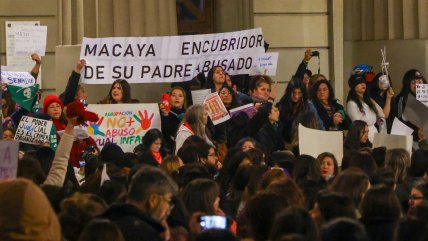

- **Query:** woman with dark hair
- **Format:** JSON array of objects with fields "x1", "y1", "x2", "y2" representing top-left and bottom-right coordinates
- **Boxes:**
[
  {"x1": 277, "y1": 77, "x2": 323, "y2": 142},
  {"x1": 408, "y1": 181, "x2": 428, "y2": 216},
  {"x1": 2, "y1": 127, "x2": 15, "y2": 141},
  {"x1": 218, "y1": 85, "x2": 241, "y2": 110},
  {"x1": 321, "y1": 218, "x2": 369, "y2": 241},
  {"x1": 347, "y1": 74, "x2": 385, "y2": 143},
  {"x1": 330, "y1": 167, "x2": 370, "y2": 208},
  {"x1": 270, "y1": 207, "x2": 319, "y2": 241},
  {"x1": 160, "y1": 86, "x2": 187, "y2": 153},
  {"x1": 311, "y1": 79, "x2": 351, "y2": 130},
  {"x1": 316, "y1": 152, "x2": 339, "y2": 182},
  {"x1": 206, "y1": 66, "x2": 226, "y2": 92},
  {"x1": 134, "y1": 128, "x2": 166, "y2": 166},
  {"x1": 359, "y1": 185, "x2": 402, "y2": 241},
  {"x1": 255, "y1": 105, "x2": 285, "y2": 154},
  {"x1": 312, "y1": 191, "x2": 357, "y2": 226},
  {"x1": 98, "y1": 79, "x2": 139, "y2": 104},
  {"x1": 1, "y1": 91, "x2": 16, "y2": 118},
  {"x1": 287, "y1": 111, "x2": 320, "y2": 156},
  {"x1": 368, "y1": 73, "x2": 395, "y2": 131},
  {"x1": 396, "y1": 69, "x2": 426, "y2": 142},
  {"x1": 385, "y1": 148, "x2": 410, "y2": 185},
  {"x1": 182, "y1": 178, "x2": 222, "y2": 216},
  {"x1": 344, "y1": 120, "x2": 372, "y2": 152}
]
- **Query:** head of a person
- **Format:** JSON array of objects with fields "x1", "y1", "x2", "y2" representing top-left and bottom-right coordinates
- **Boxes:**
[
  {"x1": 360, "y1": 185, "x2": 401, "y2": 222},
  {"x1": 266, "y1": 178, "x2": 306, "y2": 208},
  {"x1": 177, "y1": 135, "x2": 211, "y2": 164},
  {"x1": 329, "y1": 167, "x2": 370, "y2": 207},
  {"x1": 77, "y1": 219, "x2": 125, "y2": 241},
  {"x1": 303, "y1": 69, "x2": 312, "y2": 87},
  {"x1": 345, "y1": 120, "x2": 369, "y2": 150},
  {"x1": 236, "y1": 137, "x2": 259, "y2": 152},
  {"x1": 2, "y1": 127, "x2": 15, "y2": 141},
  {"x1": 170, "y1": 86, "x2": 187, "y2": 109},
  {"x1": 207, "y1": 146, "x2": 219, "y2": 169},
  {"x1": 313, "y1": 190, "x2": 357, "y2": 224},
  {"x1": 181, "y1": 178, "x2": 220, "y2": 215},
  {"x1": 309, "y1": 73, "x2": 327, "y2": 90},
  {"x1": 127, "y1": 165, "x2": 178, "y2": 222},
  {"x1": 408, "y1": 149, "x2": 428, "y2": 178},
  {"x1": 259, "y1": 168, "x2": 288, "y2": 191},
  {"x1": 160, "y1": 155, "x2": 184, "y2": 176},
  {"x1": 142, "y1": 128, "x2": 163, "y2": 153},
  {"x1": 182, "y1": 104, "x2": 208, "y2": 136},
  {"x1": 218, "y1": 85, "x2": 240, "y2": 108},
  {"x1": 17, "y1": 155, "x2": 46, "y2": 185},
  {"x1": 348, "y1": 152, "x2": 377, "y2": 179},
  {"x1": 249, "y1": 75, "x2": 272, "y2": 101},
  {"x1": 270, "y1": 207, "x2": 318, "y2": 241},
  {"x1": 244, "y1": 191, "x2": 289, "y2": 241},
  {"x1": 293, "y1": 154, "x2": 322, "y2": 184},
  {"x1": 0, "y1": 178, "x2": 61, "y2": 241},
  {"x1": 108, "y1": 79, "x2": 131, "y2": 103},
  {"x1": 59, "y1": 193, "x2": 108, "y2": 241},
  {"x1": 1, "y1": 91, "x2": 15, "y2": 116},
  {"x1": 43, "y1": 94, "x2": 64, "y2": 120},
  {"x1": 385, "y1": 148, "x2": 410, "y2": 184},
  {"x1": 321, "y1": 218, "x2": 369, "y2": 241},
  {"x1": 317, "y1": 152, "x2": 339, "y2": 180},
  {"x1": 284, "y1": 77, "x2": 307, "y2": 104},
  {"x1": 207, "y1": 66, "x2": 226, "y2": 90},
  {"x1": 348, "y1": 74, "x2": 367, "y2": 97},
  {"x1": 268, "y1": 106, "x2": 280, "y2": 124},
  {"x1": 401, "y1": 69, "x2": 425, "y2": 96},
  {"x1": 409, "y1": 181, "x2": 428, "y2": 214},
  {"x1": 290, "y1": 111, "x2": 319, "y2": 146},
  {"x1": 312, "y1": 79, "x2": 335, "y2": 105},
  {"x1": 369, "y1": 73, "x2": 392, "y2": 95}
]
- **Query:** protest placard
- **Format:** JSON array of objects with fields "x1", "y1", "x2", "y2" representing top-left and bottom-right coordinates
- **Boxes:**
[
  {"x1": 0, "y1": 141, "x2": 19, "y2": 180},
  {"x1": 250, "y1": 52, "x2": 279, "y2": 76},
  {"x1": 80, "y1": 28, "x2": 265, "y2": 84},
  {"x1": 13, "y1": 25, "x2": 47, "y2": 56},
  {"x1": 204, "y1": 93, "x2": 230, "y2": 125},
  {"x1": 14, "y1": 116, "x2": 53, "y2": 145},
  {"x1": 299, "y1": 124, "x2": 344, "y2": 166},
  {"x1": 416, "y1": 84, "x2": 428, "y2": 102},
  {"x1": 191, "y1": 89, "x2": 211, "y2": 105},
  {"x1": 373, "y1": 133, "x2": 412, "y2": 156},
  {"x1": 85, "y1": 104, "x2": 161, "y2": 152},
  {"x1": 229, "y1": 103, "x2": 256, "y2": 119},
  {"x1": 1, "y1": 71, "x2": 36, "y2": 87}
]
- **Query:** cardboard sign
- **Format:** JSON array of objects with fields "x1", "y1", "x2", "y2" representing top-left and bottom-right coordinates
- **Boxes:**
[
  {"x1": 250, "y1": 52, "x2": 279, "y2": 76},
  {"x1": 14, "y1": 116, "x2": 53, "y2": 145},
  {"x1": 204, "y1": 93, "x2": 230, "y2": 125},
  {"x1": 416, "y1": 84, "x2": 428, "y2": 102},
  {"x1": 0, "y1": 141, "x2": 19, "y2": 180},
  {"x1": 85, "y1": 104, "x2": 161, "y2": 152},
  {"x1": 373, "y1": 133, "x2": 412, "y2": 156},
  {"x1": 80, "y1": 28, "x2": 265, "y2": 84},
  {"x1": 13, "y1": 25, "x2": 47, "y2": 56},
  {"x1": 1, "y1": 71, "x2": 36, "y2": 87}
]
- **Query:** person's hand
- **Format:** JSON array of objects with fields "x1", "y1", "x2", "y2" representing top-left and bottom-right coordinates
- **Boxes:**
[
  {"x1": 418, "y1": 128, "x2": 425, "y2": 142},
  {"x1": 160, "y1": 220, "x2": 170, "y2": 241},
  {"x1": 386, "y1": 87, "x2": 395, "y2": 99},
  {"x1": 333, "y1": 112, "x2": 343, "y2": 125},
  {"x1": 75, "y1": 59, "x2": 87, "y2": 73},
  {"x1": 304, "y1": 48, "x2": 312, "y2": 62},
  {"x1": 31, "y1": 53, "x2": 41, "y2": 64},
  {"x1": 269, "y1": 79, "x2": 278, "y2": 100},
  {"x1": 188, "y1": 212, "x2": 204, "y2": 237},
  {"x1": 159, "y1": 103, "x2": 169, "y2": 116}
]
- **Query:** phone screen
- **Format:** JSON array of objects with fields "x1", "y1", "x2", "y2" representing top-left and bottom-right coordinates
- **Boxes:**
[{"x1": 199, "y1": 215, "x2": 227, "y2": 230}]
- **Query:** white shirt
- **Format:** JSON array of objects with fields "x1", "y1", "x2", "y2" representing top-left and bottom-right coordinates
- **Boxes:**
[{"x1": 347, "y1": 100, "x2": 385, "y2": 142}]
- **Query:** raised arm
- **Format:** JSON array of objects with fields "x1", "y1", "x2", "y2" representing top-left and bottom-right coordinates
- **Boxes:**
[{"x1": 59, "y1": 59, "x2": 86, "y2": 105}]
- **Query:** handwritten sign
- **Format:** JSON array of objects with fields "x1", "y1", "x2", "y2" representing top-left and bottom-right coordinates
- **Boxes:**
[
  {"x1": 416, "y1": 84, "x2": 428, "y2": 102},
  {"x1": 13, "y1": 25, "x2": 47, "y2": 56},
  {"x1": 0, "y1": 141, "x2": 19, "y2": 180},
  {"x1": 250, "y1": 52, "x2": 279, "y2": 76},
  {"x1": 14, "y1": 116, "x2": 53, "y2": 145},
  {"x1": 1, "y1": 71, "x2": 36, "y2": 87},
  {"x1": 85, "y1": 104, "x2": 161, "y2": 152},
  {"x1": 204, "y1": 93, "x2": 230, "y2": 125},
  {"x1": 191, "y1": 89, "x2": 211, "y2": 105}
]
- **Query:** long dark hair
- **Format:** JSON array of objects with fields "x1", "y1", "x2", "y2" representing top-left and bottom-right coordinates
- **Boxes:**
[
  {"x1": 218, "y1": 85, "x2": 241, "y2": 109},
  {"x1": 100, "y1": 79, "x2": 132, "y2": 104},
  {"x1": 344, "y1": 120, "x2": 371, "y2": 151},
  {"x1": 278, "y1": 77, "x2": 309, "y2": 118},
  {"x1": 311, "y1": 79, "x2": 337, "y2": 106},
  {"x1": 206, "y1": 66, "x2": 225, "y2": 91},
  {"x1": 398, "y1": 69, "x2": 421, "y2": 98},
  {"x1": 346, "y1": 76, "x2": 378, "y2": 115}
]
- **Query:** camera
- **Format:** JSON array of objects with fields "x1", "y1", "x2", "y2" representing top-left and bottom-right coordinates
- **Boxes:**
[
  {"x1": 198, "y1": 215, "x2": 227, "y2": 230},
  {"x1": 311, "y1": 51, "x2": 320, "y2": 57}
]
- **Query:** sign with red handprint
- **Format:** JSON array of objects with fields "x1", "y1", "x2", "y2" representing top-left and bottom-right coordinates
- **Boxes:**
[{"x1": 85, "y1": 103, "x2": 161, "y2": 152}]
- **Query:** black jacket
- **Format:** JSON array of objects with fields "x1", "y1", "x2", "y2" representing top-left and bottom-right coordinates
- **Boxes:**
[
  {"x1": 161, "y1": 107, "x2": 185, "y2": 153},
  {"x1": 101, "y1": 203, "x2": 164, "y2": 241},
  {"x1": 313, "y1": 100, "x2": 351, "y2": 131},
  {"x1": 256, "y1": 122, "x2": 285, "y2": 154},
  {"x1": 59, "y1": 71, "x2": 81, "y2": 106}
]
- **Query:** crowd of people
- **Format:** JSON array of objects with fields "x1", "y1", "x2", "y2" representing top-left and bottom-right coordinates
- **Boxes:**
[{"x1": 2, "y1": 48, "x2": 428, "y2": 241}]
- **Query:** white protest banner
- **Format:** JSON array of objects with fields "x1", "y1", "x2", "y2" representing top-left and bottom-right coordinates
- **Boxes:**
[
  {"x1": 0, "y1": 141, "x2": 19, "y2": 180},
  {"x1": 13, "y1": 25, "x2": 47, "y2": 56},
  {"x1": 14, "y1": 116, "x2": 53, "y2": 145},
  {"x1": 1, "y1": 71, "x2": 36, "y2": 87},
  {"x1": 85, "y1": 104, "x2": 161, "y2": 152},
  {"x1": 191, "y1": 89, "x2": 211, "y2": 105},
  {"x1": 80, "y1": 28, "x2": 265, "y2": 84},
  {"x1": 416, "y1": 84, "x2": 428, "y2": 102},
  {"x1": 6, "y1": 21, "x2": 43, "y2": 88},
  {"x1": 204, "y1": 93, "x2": 230, "y2": 125},
  {"x1": 299, "y1": 124, "x2": 344, "y2": 166},
  {"x1": 250, "y1": 52, "x2": 279, "y2": 76},
  {"x1": 373, "y1": 133, "x2": 412, "y2": 156}
]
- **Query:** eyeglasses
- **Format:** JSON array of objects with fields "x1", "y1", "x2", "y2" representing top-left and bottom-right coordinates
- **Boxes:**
[
  {"x1": 157, "y1": 194, "x2": 175, "y2": 210},
  {"x1": 409, "y1": 195, "x2": 424, "y2": 200}
]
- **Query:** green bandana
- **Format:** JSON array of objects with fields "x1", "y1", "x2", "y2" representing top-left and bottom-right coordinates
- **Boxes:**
[{"x1": 7, "y1": 84, "x2": 39, "y2": 111}]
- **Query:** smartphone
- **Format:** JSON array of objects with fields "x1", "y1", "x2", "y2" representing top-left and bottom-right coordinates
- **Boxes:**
[
  {"x1": 161, "y1": 93, "x2": 171, "y2": 111},
  {"x1": 198, "y1": 215, "x2": 227, "y2": 230}
]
